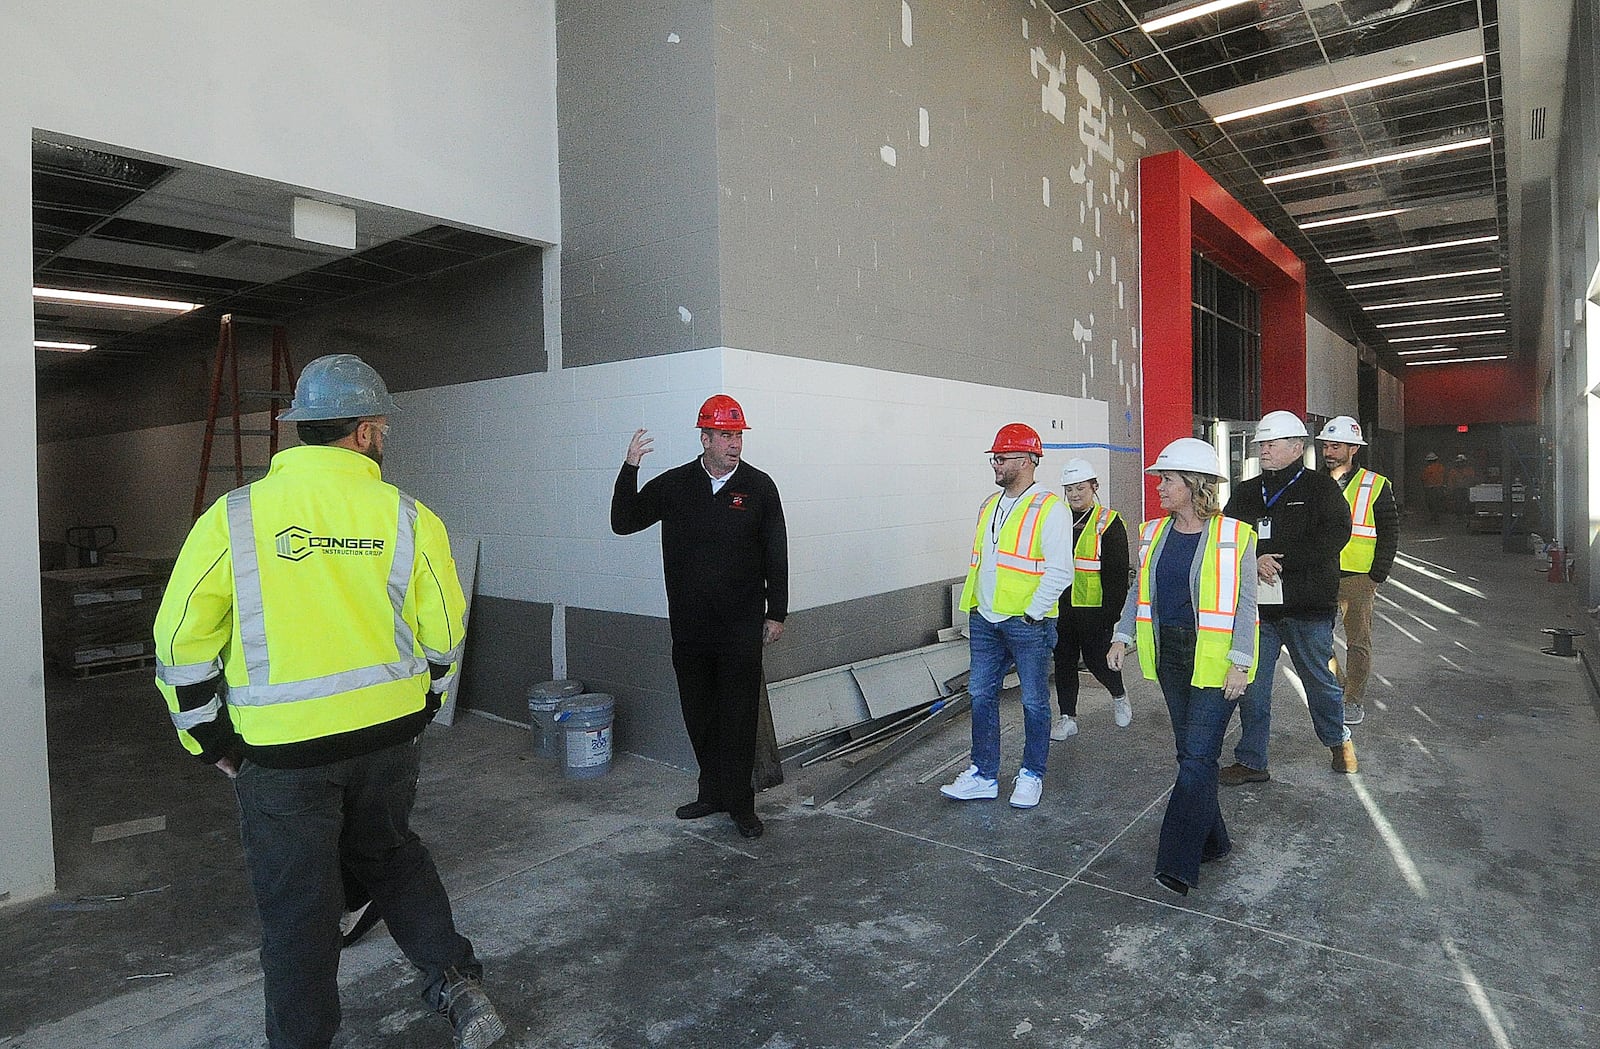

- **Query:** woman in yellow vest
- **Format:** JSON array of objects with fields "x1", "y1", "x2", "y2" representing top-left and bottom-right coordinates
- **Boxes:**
[
  {"x1": 1050, "y1": 458, "x2": 1131, "y2": 740},
  {"x1": 1108, "y1": 438, "x2": 1258, "y2": 897}
]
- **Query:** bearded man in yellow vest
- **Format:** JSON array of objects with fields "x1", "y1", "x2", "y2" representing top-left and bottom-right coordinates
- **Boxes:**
[
  {"x1": 941, "y1": 423, "x2": 1072, "y2": 810},
  {"x1": 153, "y1": 354, "x2": 504, "y2": 1049},
  {"x1": 1317, "y1": 416, "x2": 1398, "y2": 727}
]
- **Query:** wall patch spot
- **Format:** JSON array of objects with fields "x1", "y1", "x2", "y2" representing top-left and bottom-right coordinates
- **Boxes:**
[
  {"x1": 667, "y1": 32, "x2": 680, "y2": 43},
  {"x1": 902, "y1": 1, "x2": 913, "y2": 46},
  {"x1": 1042, "y1": 177, "x2": 1051, "y2": 206},
  {"x1": 678, "y1": 307, "x2": 692, "y2": 325},
  {"x1": 919, "y1": 108, "x2": 930, "y2": 147},
  {"x1": 881, "y1": 144, "x2": 898, "y2": 167}
]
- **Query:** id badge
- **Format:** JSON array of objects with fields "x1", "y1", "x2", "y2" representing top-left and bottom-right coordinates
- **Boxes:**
[{"x1": 1257, "y1": 518, "x2": 1272, "y2": 540}]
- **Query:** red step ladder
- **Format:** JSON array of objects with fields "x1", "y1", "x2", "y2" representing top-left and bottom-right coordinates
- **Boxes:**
[{"x1": 192, "y1": 314, "x2": 297, "y2": 519}]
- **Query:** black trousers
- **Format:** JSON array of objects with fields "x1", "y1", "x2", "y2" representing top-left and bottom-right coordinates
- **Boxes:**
[
  {"x1": 670, "y1": 639, "x2": 764, "y2": 818},
  {"x1": 1052, "y1": 607, "x2": 1124, "y2": 716},
  {"x1": 234, "y1": 738, "x2": 477, "y2": 1049}
]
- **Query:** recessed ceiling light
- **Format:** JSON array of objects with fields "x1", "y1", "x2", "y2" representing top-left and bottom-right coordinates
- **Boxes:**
[
  {"x1": 1389, "y1": 329, "x2": 1507, "y2": 343},
  {"x1": 34, "y1": 340, "x2": 96, "y2": 352},
  {"x1": 1263, "y1": 137, "x2": 1493, "y2": 186},
  {"x1": 1214, "y1": 56, "x2": 1485, "y2": 124},
  {"x1": 1326, "y1": 235, "x2": 1499, "y2": 265},
  {"x1": 1347, "y1": 267, "x2": 1501, "y2": 291},
  {"x1": 1363, "y1": 293, "x2": 1503, "y2": 311},
  {"x1": 1375, "y1": 313, "x2": 1506, "y2": 329},
  {"x1": 1406, "y1": 354, "x2": 1509, "y2": 366},
  {"x1": 1140, "y1": 0, "x2": 1255, "y2": 34},
  {"x1": 1395, "y1": 347, "x2": 1458, "y2": 356},
  {"x1": 33, "y1": 287, "x2": 201, "y2": 312},
  {"x1": 1298, "y1": 208, "x2": 1411, "y2": 231}
]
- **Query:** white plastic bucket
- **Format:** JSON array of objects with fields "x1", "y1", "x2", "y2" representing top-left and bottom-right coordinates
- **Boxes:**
[
  {"x1": 526, "y1": 679, "x2": 583, "y2": 759},
  {"x1": 555, "y1": 693, "x2": 614, "y2": 779}
]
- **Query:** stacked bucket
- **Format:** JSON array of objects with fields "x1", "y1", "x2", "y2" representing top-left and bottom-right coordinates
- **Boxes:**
[{"x1": 526, "y1": 679, "x2": 615, "y2": 779}]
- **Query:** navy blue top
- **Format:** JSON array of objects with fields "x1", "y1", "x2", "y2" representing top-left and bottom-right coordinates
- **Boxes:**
[{"x1": 1153, "y1": 525, "x2": 1203, "y2": 629}]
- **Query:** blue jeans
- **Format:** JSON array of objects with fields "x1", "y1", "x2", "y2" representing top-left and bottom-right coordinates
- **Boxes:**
[
  {"x1": 1154, "y1": 625, "x2": 1232, "y2": 888},
  {"x1": 235, "y1": 738, "x2": 477, "y2": 1049},
  {"x1": 968, "y1": 613, "x2": 1058, "y2": 778},
  {"x1": 1233, "y1": 614, "x2": 1350, "y2": 770}
]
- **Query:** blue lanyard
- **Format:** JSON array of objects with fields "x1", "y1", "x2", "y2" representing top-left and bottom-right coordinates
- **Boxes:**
[{"x1": 1262, "y1": 469, "x2": 1303, "y2": 511}]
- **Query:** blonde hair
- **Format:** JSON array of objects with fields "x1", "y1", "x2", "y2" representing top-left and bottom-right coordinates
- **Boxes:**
[{"x1": 1175, "y1": 471, "x2": 1222, "y2": 519}]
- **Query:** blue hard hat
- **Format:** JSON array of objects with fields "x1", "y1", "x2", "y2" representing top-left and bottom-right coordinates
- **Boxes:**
[{"x1": 278, "y1": 354, "x2": 400, "y2": 421}]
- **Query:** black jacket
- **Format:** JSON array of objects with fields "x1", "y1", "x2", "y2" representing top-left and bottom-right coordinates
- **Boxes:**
[
  {"x1": 1332, "y1": 468, "x2": 1400, "y2": 585},
  {"x1": 611, "y1": 459, "x2": 788, "y2": 645},
  {"x1": 1223, "y1": 464, "x2": 1350, "y2": 619}
]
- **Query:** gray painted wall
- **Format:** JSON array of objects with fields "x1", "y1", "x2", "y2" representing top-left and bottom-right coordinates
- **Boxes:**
[
  {"x1": 555, "y1": 0, "x2": 723, "y2": 367},
  {"x1": 566, "y1": 607, "x2": 690, "y2": 770},
  {"x1": 456, "y1": 596, "x2": 554, "y2": 723}
]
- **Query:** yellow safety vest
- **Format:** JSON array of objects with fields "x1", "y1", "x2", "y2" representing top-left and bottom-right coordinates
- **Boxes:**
[
  {"x1": 1338, "y1": 468, "x2": 1388, "y2": 573},
  {"x1": 154, "y1": 445, "x2": 467, "y2": 753},
  {"x1": 1133, "y1": 516, "x2": 1257, "y2": 688},
  {"x1": 1070, "y1": 504, "x2": 1119, "y2": 608},
  {"x1": 959, "y1": 489, "x2": 1063, "y2": 618}
]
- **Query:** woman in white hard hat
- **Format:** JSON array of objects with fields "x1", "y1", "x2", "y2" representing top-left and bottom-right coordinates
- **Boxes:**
[
  {"x1": 1108, "y1": 438, "x2": 1258, "y2": 897},
  {"x1": 1050, "y1": 458, "x2": 1132, "y2": 741}
]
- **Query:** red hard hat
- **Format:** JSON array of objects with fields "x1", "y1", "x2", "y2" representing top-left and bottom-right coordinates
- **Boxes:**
[
  {"x1": 696, "y1": 394, "x2": 749, "y2": 431},
  {"x1": 988, "y1": 423, "x2": 1042, "y2": 456}
]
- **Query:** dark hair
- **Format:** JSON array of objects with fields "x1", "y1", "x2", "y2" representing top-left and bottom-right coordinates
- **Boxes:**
[{"x1": 296, "y1": 419, "x2": 360, "y2": 446}]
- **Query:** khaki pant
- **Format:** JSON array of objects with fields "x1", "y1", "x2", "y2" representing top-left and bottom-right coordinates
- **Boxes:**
[{"x1": 1334, "y1": 574, "x2": 1378, "y2": 705}]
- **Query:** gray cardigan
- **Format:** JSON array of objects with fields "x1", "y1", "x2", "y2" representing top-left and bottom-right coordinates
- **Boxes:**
[{"x1": 1112, "y1": 515, "x2": 1259, "y2": 671}]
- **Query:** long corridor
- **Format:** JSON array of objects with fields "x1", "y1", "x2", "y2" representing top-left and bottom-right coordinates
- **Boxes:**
[{"x1": 2, "y1": 524, "x2": 1595, "y2": 1048}]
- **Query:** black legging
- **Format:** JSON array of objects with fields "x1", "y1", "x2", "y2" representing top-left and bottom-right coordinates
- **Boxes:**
[{"x1": 1053, "y1": 607, "x2": 1124, "y2": 716}]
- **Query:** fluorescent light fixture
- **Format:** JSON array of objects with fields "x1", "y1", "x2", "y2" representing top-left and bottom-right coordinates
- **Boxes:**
[
  {"x1": 1215, "y1": 56, "x2": 1485, "y2": 124},
  {"x1": 34, "y1": 339, "x2": 95, "y2": 352},
  {"x1": 1375, "y1": 313, "x2": 1505, "y2": 329},
  {"x1": 1396, "y1": 347, "x2": 1458, "y2": 356},
  {"x1": 33, "y1": 286, "x2": 201, "y2": 312},
  {"x1": 1389, "y1": 329, "x2": 1506, "y2": 343},
  {"x1": 1263, "y1": 137, "x2": 1493, "y2": 186},
  {"x1": 1406, "y1": 354, "x2": 1509, "y2": 366},
  {"x1": 1326, "y1": 235, "x2": 1499, "y2": 265},
  {"x1": 1299, "y1": 208, "x2": 1410, "y2": 231},
  {"x1": 1141, "y1": 0, "x2": 1255, "y2": 34},
  {"x1": 1347, "y1": 267, "x2": 1500, "y2": 291},
  {"x1": 1363, "y1": 293, "x2": 1503, "y2": 311}
]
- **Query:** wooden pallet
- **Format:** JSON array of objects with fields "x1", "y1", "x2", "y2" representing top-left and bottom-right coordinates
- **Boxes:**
[{"x1": 68, "y1": 653, "x2": 157, "y2": 679}]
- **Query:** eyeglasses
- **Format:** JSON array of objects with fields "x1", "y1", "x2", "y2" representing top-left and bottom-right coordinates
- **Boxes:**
[
  {"x1": 990, "y1": 454, "x2": 1028, "y2": 465},
  {"x1": 366, "y1": 420, "x2": 389, "y2": 438}
]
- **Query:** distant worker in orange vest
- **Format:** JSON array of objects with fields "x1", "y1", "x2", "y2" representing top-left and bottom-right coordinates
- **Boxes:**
[{"x1": 1421, "y1": 452, "x2": 1446, "y2": 524}]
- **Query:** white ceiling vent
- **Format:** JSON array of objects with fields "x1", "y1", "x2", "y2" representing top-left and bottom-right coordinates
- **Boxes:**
[{"x1": 1530, "y1": 107, "x2": 1547, "y2": 142}]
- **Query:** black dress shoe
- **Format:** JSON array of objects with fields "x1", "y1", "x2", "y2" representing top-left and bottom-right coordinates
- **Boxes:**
[
  {"x1": 731, "y1": 812, "x2": 764, "y2": 838},
  {"x1": 1154, "y1": 873, "x2": 1189, "y2": 897},
  {"x1": 675, "y1": 800, "x2": 722, "y2": 820}
]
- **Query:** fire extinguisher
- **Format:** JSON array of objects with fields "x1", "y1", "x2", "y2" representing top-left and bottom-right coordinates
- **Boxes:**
[{"x1": 1547, "y1": 544, "x2": 1565, "y2": 583}]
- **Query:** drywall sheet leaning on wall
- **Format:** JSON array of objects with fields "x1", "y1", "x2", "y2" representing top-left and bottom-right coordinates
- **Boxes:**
[
  {"x1": 1306, "y1": 314, "x2": 1359, "y2": 419},
  {"x1": 433, "y1": 537, "x2": 480, "y2": 726}
]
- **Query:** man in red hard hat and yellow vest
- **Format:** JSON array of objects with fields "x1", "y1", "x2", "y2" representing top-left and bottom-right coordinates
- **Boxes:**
[
  {"x1": 612, "y1": 394, "x2": 788, "y2": 839},
  {"x1": 941, "y1": 423, "x2": 1072, "y2": 810}
]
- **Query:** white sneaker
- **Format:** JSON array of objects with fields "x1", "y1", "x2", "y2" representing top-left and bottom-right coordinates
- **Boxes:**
[
  {"x1": 1112, "y1": 695, "x2": 1132, "y2": 728},
  {"x1": 1009, "y1": 769, "x2": 1043, "y2": 809},
  {"x1": 1050, "y1": 715, "x2": 1079, "y2": 741},
  {"x1": 940, "y1": 765, "x2": 999, "y2": 800}
]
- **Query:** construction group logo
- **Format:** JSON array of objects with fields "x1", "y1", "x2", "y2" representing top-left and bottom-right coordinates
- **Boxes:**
[{"x1": 274, "y1": 526, "x2": 386, "y2": 562}]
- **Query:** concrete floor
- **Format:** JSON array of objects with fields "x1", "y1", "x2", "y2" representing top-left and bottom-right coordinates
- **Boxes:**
[{"x1": 2, "y1": 524, "x2": 1597, "y2": 1048}]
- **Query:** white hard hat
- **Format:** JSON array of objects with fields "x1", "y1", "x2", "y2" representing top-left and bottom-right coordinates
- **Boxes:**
[
  {"x1": 1060, "y1": 458, "x2": 1097, "y2": 485},
  {"x1": 1317, "y1": 416, "x2": 1366, "y2": 446},
  {"x1": 1145, "y1": 438, "x2": 1226, "y2": 479},
  {"x1": 1254, "y1": 410, "x2": 1309, "y2": 443}
]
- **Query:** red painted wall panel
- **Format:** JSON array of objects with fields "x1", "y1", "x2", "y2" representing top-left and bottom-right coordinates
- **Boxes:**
[{"x1": 1403, "y1": 360, "x2": 1537, "y2": 426}]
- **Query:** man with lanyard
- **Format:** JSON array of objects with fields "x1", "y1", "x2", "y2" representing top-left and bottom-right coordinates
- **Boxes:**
[
  {"x1": 1219, "y1": 411, "x2": 1358, "y2": 785},
  {"x1": 153, "y1": 354, "x2": 504, "y2": 1049},
  {"x1": 942, "y1": 423, "x2": 1072, "y2": 809},
  {"x1": 1317, "y1": 416, "x2": 1398, "y2": 727},
  {"x1": 1050, "y1": 458, "x2": 1132, "y2": 740}
]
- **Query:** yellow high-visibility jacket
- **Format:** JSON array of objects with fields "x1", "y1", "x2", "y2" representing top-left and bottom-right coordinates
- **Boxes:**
[{"x1": 154, "y1": 445, "x2": 466, "y2": 766}]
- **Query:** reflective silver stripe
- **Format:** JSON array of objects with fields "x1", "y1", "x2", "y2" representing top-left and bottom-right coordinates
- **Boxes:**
[
  {"x1": 390, "y1": 495, "x2": 419, "y2": 663},
  {"x1": 171, "y1": 696, "x2": 222, "y2": 731},
  {"x1": 422, "y1": 641, "x2": 465, "y2": 665},
  {"x1": 227, "y1": 488, "x2": 271, "y2": 683},
  {"x1": 155, "y1": 657, "x2": 222, "y2": 687},
  {"x1": 226, "y1": 656, "x2": 429, "y2": 707}
]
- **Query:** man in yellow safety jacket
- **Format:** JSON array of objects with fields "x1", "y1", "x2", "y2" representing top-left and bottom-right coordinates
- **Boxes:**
[
  {"x1": 941, "y1": 423, "x2": 1072, "y2": 810},
  {"x1": 1317, "y1": 416, "x2": 1398, "y2": 727},
  {"x1": 153, "y1": 354, "x2": 504, "y2": 1049}
]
